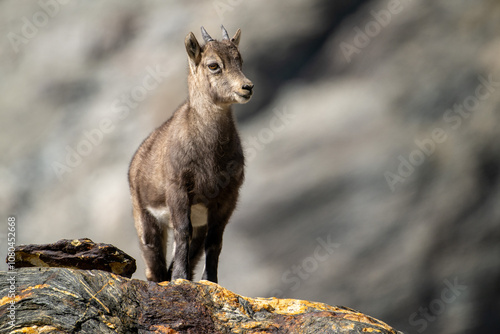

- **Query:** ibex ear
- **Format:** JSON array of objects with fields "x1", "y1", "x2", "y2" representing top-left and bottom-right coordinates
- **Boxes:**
[
  {"x1": 231, "y1": 29, "x2": 241, "y2": 47},
  {"x1": 185, "y1": 32, "x2": 201, "y2": 69}
]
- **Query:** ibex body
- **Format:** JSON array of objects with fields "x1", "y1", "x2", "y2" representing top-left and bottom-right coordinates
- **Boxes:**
[{"x1": 128, "y1": 26, "x2": 253, "y2": 283}]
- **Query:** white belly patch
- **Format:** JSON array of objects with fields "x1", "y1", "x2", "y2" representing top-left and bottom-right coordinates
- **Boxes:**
[{"x1": 147, "y1": 204, "x2": 208, "y2": 228}]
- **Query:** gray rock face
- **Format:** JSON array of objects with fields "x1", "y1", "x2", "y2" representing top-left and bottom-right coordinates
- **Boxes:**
[{"x1": 1, "y1": 1, "x2": 499, "y2": 333}]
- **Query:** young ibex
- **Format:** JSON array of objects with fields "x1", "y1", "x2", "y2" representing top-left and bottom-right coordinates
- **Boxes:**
[{"x1": 128, "y1": 26, "x2": 253, "y2": 283}]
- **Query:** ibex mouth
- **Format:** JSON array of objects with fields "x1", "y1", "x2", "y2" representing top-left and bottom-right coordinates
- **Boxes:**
[
  {"x1": 234, "y1": 92, "x2": 252, "y2": 103},
  {"x1": 237, "y1": 92, "x2": 252, "y2": 99}
]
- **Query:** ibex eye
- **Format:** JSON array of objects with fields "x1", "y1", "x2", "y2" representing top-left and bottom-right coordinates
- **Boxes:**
[{"x1": 208, "y1": 63, "x2": 219, "y2": 71}]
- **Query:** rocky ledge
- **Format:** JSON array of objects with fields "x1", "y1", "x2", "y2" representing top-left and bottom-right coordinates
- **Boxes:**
[{"x1": 1, "y1": 240, "x2": 402, "y2": 333}]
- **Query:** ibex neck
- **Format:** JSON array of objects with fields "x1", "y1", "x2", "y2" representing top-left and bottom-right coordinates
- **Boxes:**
[
  {"x1": 186, "y1": 98, "x2": 237, "y2": 151},
  {"x1": 188, "y1": 91, "x2": 233, "y2": 123}
]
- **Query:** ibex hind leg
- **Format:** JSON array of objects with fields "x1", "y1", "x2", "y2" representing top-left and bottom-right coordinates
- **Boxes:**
[{"x1": 135, "y1": 207, "x2": 169, "y2": 282}]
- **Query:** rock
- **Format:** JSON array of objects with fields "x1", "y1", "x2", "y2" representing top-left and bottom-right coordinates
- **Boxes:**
[
  {"x1": 11, "y1": 239, "x2": 136, "y2": 278},
  {"x1": 0, "y1": 268, "x2": 402, "y2": 334}
]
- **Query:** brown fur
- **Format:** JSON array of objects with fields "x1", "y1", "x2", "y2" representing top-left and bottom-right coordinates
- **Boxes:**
[{"x1": 128, "y1": 26, "x2": 253, "y2": 283}]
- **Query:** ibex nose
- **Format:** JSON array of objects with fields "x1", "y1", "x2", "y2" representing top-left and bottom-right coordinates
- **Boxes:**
[{"x1": 242, "y1": 83, "x2": 254, "y2": 92}]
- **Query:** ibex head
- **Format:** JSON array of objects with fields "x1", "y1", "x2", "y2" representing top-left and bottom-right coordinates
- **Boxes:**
[{"x1": 184, "y1": 25, "x2": 254, "y2": 105}]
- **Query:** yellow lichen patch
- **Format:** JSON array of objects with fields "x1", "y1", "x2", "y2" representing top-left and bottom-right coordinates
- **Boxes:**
[
  {"x1": 242, "y1": 296, "x2": 337, "y2": 315},
  {"x1": 149, "y1": 324, "x2": 180, "y2": 333},
  {"x1": 20, "y1": 284, "x2": 50, "y2": 293},
  {"x1": 12, "y1": 325, "x2": 62, "y2": 333},
  {"x1": 101, "y1": 314, "x2": 116, "y2": 330},
  {"x1": 1, "y1": 284, "x2": 54, "y2": 306},
  {"x1": 343, "y1": 313, "x2": 367, "y2": 323},
  {"x1": 207, "y1": 283, "x2": 254, "y2": 318},
  {"x1": 198, "y1": 279, "x2": 219, "y2": 287},
  {"x1": 108, "y1": 272, "x2": 124, "y2": 282},
  {"x1": 159, "y1": 278, "x2": 191, "y2": 287},
  {"x1": 71, "y1": 239, "x2": 82, "y2": 246},
  {"x1": 239, "y1": 321, "x2": 276, "y2": 331},
  {"x1": 50, "y1": 286, "x2": 80, "y2": 299},
  {"x1": 211, "y1": 285, "x2": 241, "y2": 305},
  {"x1": 199, "y1": 281, "x2": 344, "y2": 317},
  {"x1": 340, "y1": 322, "x2": 356, "y2": 330},
  {"x1": 0, "y1": 294, "x2": 23, "y2": 306},
  {"x1": 362, "y1": 328, "x2": 383, "y2": 332}
]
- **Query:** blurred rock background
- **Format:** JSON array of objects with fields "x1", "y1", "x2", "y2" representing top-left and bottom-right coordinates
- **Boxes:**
[{"x1": 1, "y1": 0, "x2": 499, "y2": 333}]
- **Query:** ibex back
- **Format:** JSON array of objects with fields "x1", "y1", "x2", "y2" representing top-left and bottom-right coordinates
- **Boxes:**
[{"x1": 128, "y1": 26, "x2": 253, "y2": 283}]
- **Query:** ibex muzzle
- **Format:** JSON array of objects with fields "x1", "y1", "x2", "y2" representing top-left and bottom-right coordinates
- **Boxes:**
[{"x1": 128, "y1": 26, "x2": 253, "y2": 283}]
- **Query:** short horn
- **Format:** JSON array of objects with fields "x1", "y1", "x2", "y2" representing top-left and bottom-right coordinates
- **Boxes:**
[
  {"x1": 221, "y1": 25, "x2": 230, "y2": 40},
  {"x1": 200, "y1": 26, "x2": 213, "y2": 43}
]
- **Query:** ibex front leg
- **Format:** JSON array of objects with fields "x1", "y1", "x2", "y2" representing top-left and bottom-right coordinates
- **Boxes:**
[
  {"x1": 169, "y1": 191, "x2": 192, "y2": 281},
  {"x1": 202, "y1": 209, "x2": 230, "y2": 283}
]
